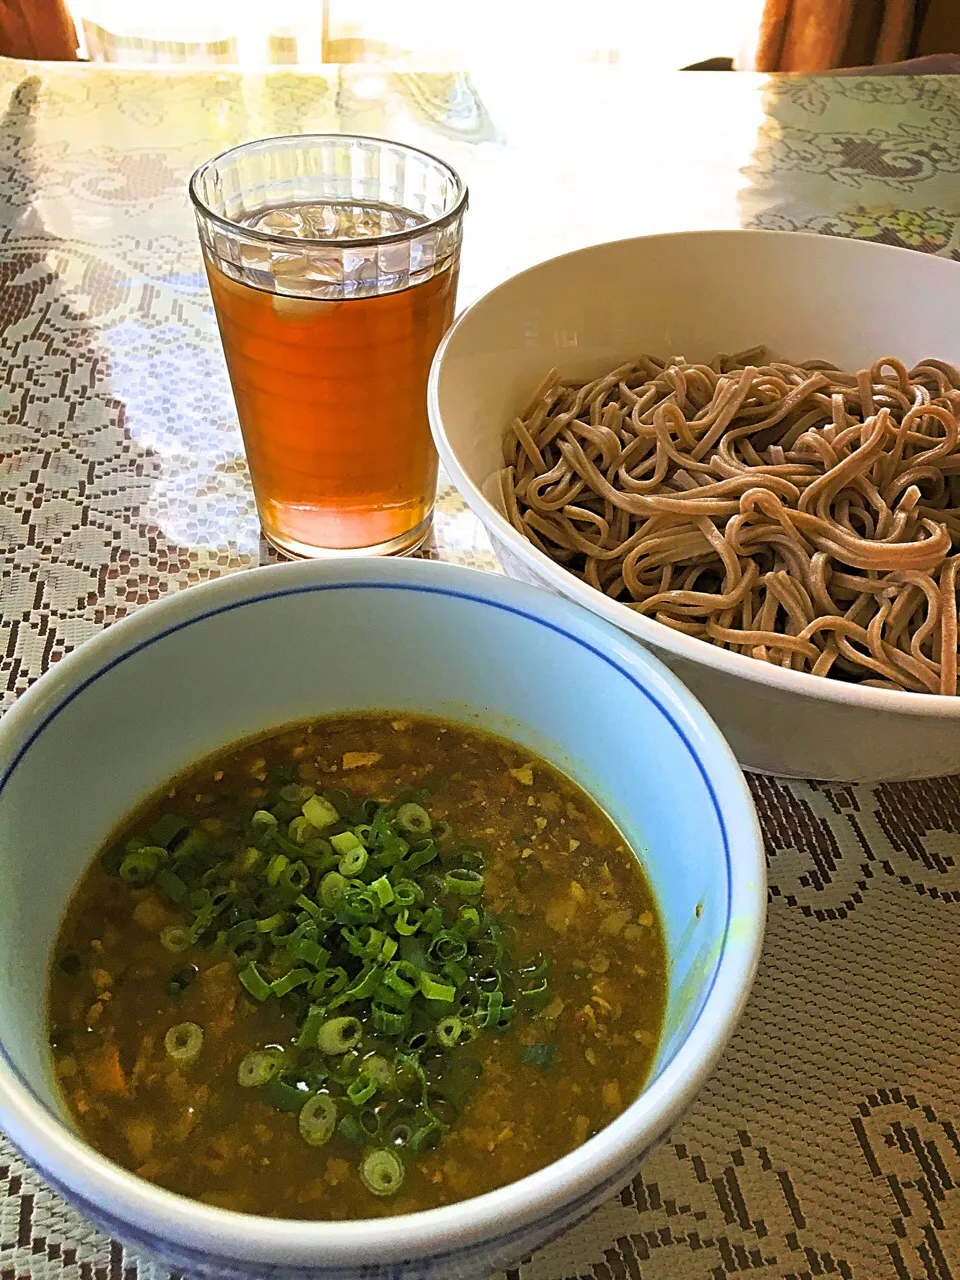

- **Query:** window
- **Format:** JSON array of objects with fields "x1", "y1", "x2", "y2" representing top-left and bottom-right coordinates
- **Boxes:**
[{"x1": 69, "y1": 0, "x2": 765, "y2": 71}]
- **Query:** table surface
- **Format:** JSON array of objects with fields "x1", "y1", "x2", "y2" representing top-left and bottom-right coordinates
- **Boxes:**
[{"x1": 1, "y1": 57, "x2": 959, "y2": 1280}]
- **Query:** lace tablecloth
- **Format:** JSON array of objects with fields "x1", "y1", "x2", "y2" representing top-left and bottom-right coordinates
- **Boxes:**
[{"x1": 1, "y1": 59, "x2": 959, "y2": 1280}]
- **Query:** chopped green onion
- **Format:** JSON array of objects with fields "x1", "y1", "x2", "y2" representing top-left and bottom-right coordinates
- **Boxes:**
[
  {"x1": 379, "y1": 935, "x2": 398, "y2": 963},
  {"x1": 334, "y1": 884, "x2": 379, "y2": 926},
  {"x1": 390, "y1": 879, "x2": 421, "y2": 908},
  {"x1": 317, "y1": 1016, "x2": 362, "y2": 1055},
  {"x1": 520, "y1": 978, "x2": 551, "y2": 1014},
  {"x1": 393, "y1": 908, "x2": 421, "y2": 936},
  {"x1": 395, "y1": 803, "x2": 432, "y2": 836},
  {"x1": 319, "y1": 871, "x2": 346, "y2": 908},
  {"x1": 443, "y1": 869, "x2": 484, "y2": 898},
  {"x1": 343, "y1": 926, "x2": 381, "y2": 960},
  {"x1": 150, "y1": 814, "x2": 190, "y2": 848},
  {"x1": 299, "y1": 1093, "x2": 337, "y2": 1146},
  {"x1": 159, "y1": 924, "x2": 192, "y2": 954},
  {"x1": 302, "y1": 795, "x2": 339, "y2": 831},
  {"x1": 338, "y1": 1114, "x2": 366, "y2": 1146},
  {"x1": 372, "y1": 1003, "x2": 409, "y2": 1036},
  {"x1": 100, "y1": 771, "x2": 555, "y2": 1179},
  {"x1": 227, "y1": 933, "x2": 263, "y2": 964},
  {"x1": 297, "y1": 1003, "x2": 327, "y2": 1048},
  {"x1": 331, "y1": 830, "x2": 362, "y2": 855},
  {"x1": 265, "y1": 853, "x2": 289, "y2": 887},
  {"x1": 237, "y1": 1048, "x2": 283, "y2": 1088},
  {"x1": 262, "y1": 1078, "x2": 307, "y2": 1111},
  {"x1": 287, "y1": 816, "x2": 313, "y2": 845},
  {"x1": 476, "y1": 989, "x2": 504, "y2": 1027},
  {"x1": 436, "y1": 1016, "x2": 469, "y2": 1048},
  {"x1": 234, "y1": 847, "x2": 262, "y2": 876},
  {"x1": 362, "y1": 1055, "x2": 395, "y2": 1089},
  {"x1": 359, "y1": 1148, "x2": 405, "y2": 1197},
  {"x1": 405, "y1": 839, "x2": 437, "y2": 871},
  {"x1": 381, "y1": 961, "x2": 420, "y2": 1004},
  {"x1": 310, "y1": 967, "x2": 348, "y2": 998},
  {"x1": 442, "y1": 960, "x2": 469, "y2": 989},
  {"x1": 279, "y1": 860, "x2": 310, "y2": 893},
  {"x1": 369, "y1": 875, "x2": 394, "y2": 907},
  {"x1": 239, "y1": 961, "x2": 272, "y2": 1002},
  {"x1": 329, "y1": 964, "x2": 383, "y2": 1008},
  {"x1": 357, "y1": 1105, "x2": 381, "y2": 1139},
  {"x1": 270, "y1": 967, "x2": 312, "y2": 997},
  {"x1": 286, "y1": 937, "x2": 329, "y2": 968},
  {"x1": 280, "y1": 782, "x2": 312, "y2": 805},
  {"x1": 172, "y1": 827, "x2": 209, "y2": 862},
  {"x1": 207, "y1": 885, "x2": 233, "y2": 914},
  {"x1": 418, "y1": 973, "x2": 456, "y2": 1003},
  {"x1": 457, "y1": 906, "x2": 481, "y2": 936},
  {"x1": 119, "y1": 849, "x2": 160, "y2": 886},
  {"x1": 494, "y1": 1001, "x2": 516, "y2": 1031},
  {"x1": 419, "y1": 905, "x2": 443, "y2": 934},
  {"x1": 338, "y1": 844, "x2": 368, "y2": 877},
  {"x1": 429, "y1": 931, "x2": 468, "y2": 965},
  {"x1": 346, "y1": 1075, "x2": 377, "y2": 1106},
  {"x1": 383, "y1": 1110, "x2": 416, "y2": 1147},
  {"x1": 187, "y1": 886, "x2": 211, "y2": 913},
  {"x1": 435, "y1": 1015, "x2": 461, "y2": 1047},
  {"x1": 164, "y1": 1022, "x2": 203, "y2": 1064}
]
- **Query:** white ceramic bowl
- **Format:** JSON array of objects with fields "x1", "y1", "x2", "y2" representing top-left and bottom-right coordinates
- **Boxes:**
[
  {"x1": 0, "y1": 558, "x2": 764, "y2": 1280},
  {"x1": 428, "y1": 230, "x2": 960, "y2": 782}
]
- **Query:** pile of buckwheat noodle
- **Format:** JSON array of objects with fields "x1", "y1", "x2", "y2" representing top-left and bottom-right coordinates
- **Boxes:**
[{"x1": 500, "y1": 348, "x2": 960, "y2": 694}]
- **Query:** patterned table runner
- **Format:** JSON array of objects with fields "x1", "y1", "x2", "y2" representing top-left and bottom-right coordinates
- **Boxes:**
[{"x1": 0, "y1": 60, "x2": 958, "y2": 1279}]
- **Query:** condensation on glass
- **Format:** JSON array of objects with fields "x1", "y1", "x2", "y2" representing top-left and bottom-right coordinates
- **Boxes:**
[{"x1": 190, "y1": 135, "x2": 467, "y2": 558}]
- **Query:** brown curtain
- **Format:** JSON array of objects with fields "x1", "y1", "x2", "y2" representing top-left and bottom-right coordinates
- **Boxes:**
[
  {"x1": 755, "y1": 0, "x2": 926, "y2": 72},
  {"x1": 0, "y1": 0, "x2": 78, "y2": 59}
]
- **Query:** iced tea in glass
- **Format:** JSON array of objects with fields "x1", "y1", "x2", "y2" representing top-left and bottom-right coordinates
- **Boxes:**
[{"x1": 190, "y1": 136, "x2": 467, "y2": 557}]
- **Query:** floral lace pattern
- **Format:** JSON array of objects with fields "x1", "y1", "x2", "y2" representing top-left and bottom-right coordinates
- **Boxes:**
[{"x1": 0, "y1": 61, "x2": 958, "y2": 1280}]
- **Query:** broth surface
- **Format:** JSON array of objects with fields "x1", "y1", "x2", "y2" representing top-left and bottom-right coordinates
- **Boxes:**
[{"x1": 49, "y1": 714, "x2": 667, "y2": 1219}]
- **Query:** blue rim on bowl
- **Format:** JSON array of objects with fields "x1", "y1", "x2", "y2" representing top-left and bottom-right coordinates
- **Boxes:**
[{"x1": 0, "y1": 558, "x2": 765, "y2": 1270}]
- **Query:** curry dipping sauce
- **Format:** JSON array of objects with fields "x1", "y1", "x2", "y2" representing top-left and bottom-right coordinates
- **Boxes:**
[{"x1": 48, "y1": 714, "x2": 667, "y2": 1219}]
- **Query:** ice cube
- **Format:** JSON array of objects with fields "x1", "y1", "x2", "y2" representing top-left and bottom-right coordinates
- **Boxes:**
[
  {"x1": 339, "y1": 248, "x2": 379, "y2": 297},
  {"x1": 239, "y1": 240, "x2": 274, "y2": 272},
  {"x1": 300, "y1": 204, "x2": 341, "y2": 238},
  {"x1": 212, "y1": 230, "x2": 241, "y2": 265},
  {"x1": 272, "y1": 248, "x2": 344, "y2": 299},
  {"x1": 409, "y1": 230, "x2": 437, "y2": 274},
  {"x1": 252, "y1": 207, "x2": 308, "y2": 237},
  {"x1": 333, "y1": 203, "x2": 384, "y2": 240},
  {"x1": 378, "y1": 240, "x2": 412, "y2": 277},
  {"x1": 377, "y1": 208, "x2": 406, "y2": 236}
]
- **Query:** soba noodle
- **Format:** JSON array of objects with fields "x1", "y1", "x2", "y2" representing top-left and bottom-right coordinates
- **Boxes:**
[{"x1": 500, "y1": 349, "x2": 960, "y2": 694}]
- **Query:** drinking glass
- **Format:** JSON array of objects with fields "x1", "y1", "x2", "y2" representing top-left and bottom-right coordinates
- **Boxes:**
[{"x1": 190, "y1": 135, "x2": 467, "y2": 558}]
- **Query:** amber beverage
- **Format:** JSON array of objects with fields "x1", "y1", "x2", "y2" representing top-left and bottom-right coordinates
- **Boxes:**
[
  {"x1": 205, "y1": 251, "x2": 457, "y2": 556},
  {"x1": 190, "y1": 137, "x2": 467, "y2": 558}
]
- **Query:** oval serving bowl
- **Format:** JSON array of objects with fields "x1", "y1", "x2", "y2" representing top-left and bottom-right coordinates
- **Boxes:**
[
  {"x1": 0, "y1": 558, "x2": 764, "y2": 1279},
  {"x1": 428, "y1": 229, "x2": 960, "y2": 781}
]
